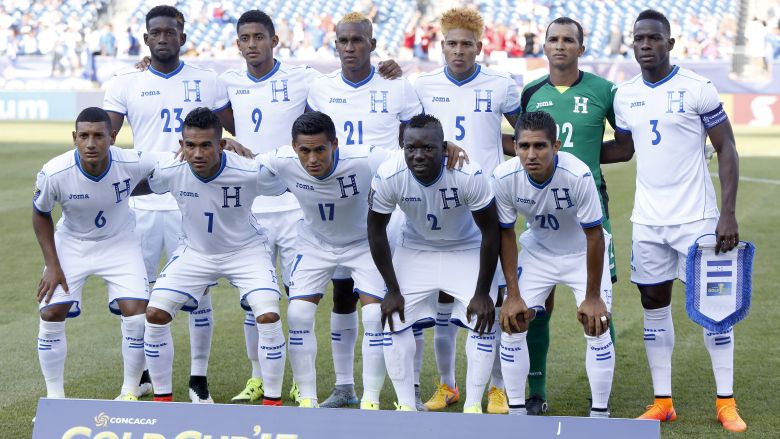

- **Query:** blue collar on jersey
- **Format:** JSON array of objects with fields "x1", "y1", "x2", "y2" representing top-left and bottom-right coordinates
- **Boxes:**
[
  {"x1": 526, "y1": 155, "x2": 558, "y2": 189},
  {"x1": 411, "y1": 162, "x2": 445, "y2": 187},
  {"x1": 191, "y1": 151, "x2": 227, "y2": 183},
  {"x1": 314, "y1": 148, "x2": 340, "y2": 180},
  {"x1": 444, "y1": 64, "x2": 481, "y2": 87},
  {"x1": 247, "y1": 59, "x2": 280, "y2": 83},
  {"x1": 148, "y1": 61, "x2": 185, "y2": 79},
  {"x1": 75, "y1": 149, "x2": 112, "y2": 182},
  {"x1": 643, "y1": 65, "x2": 679, "y2": 88},
  {"x1": 341, "y1": 66, "x2": 375, "y2": 89}
]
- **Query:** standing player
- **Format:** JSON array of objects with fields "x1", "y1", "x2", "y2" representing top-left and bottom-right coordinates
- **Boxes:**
[
  {"x1": 305, "y1": 11, "x2": 422, "y2": 408},
  {"x1": 139, "y1": 108, "x2": 289, "y2": 405},
  {"x1": 604, "y1": 9, "x2": 744, "y2": 432},
  {"x1": 32, "y1": 107, "x2": 159, "y2": 401},
  {"x1": 518, "y1": 17, "x2": 618, "y2": 415},
  {"x1": 493, "y1": 111, "x2": 615, "y2": 417},
  {"x1": 413, "y1": 7, "x2": 520, "y2": 413},
  {"x1": 368, "y1": 114, "x2": 500, "y2": 413},
  {"x1": 103, "y1": 5, "x2": 230, "y2": 403}
]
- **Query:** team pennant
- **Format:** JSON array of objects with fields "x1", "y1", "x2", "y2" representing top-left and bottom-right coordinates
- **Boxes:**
[{"x1": 685, "y1": 234, "x2": 755, "y2": 332}]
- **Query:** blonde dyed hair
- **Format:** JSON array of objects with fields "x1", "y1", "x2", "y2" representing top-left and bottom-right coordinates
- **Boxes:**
[
  {"x1": 338, "y1": 12, "x2": 373, "y2": 33},
  {"x1": 440, "y1": 7, "x2": 484, "y2": 41}
]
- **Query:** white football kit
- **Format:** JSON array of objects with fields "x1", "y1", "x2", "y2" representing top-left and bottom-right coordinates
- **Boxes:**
[
  {"x1": 414, "y1": 64, "x2": 521, "y2": 176},
  {"x1": 103, "y1": 61, "x2": 230, "y2": 281},
  {"x1": 370, "y1": 155, "x2": 496, "y2": 331},
  {"x1": 306, "y1": 66, "x2": 422, "y2": 150},
  {"x1": 33, "y1": 146, "x2": 162, "y2": 315},
  {"x1": 492, "y1": 152, "x2": 612, "y2": 311},
  {"x1": 614, "y1": 66, "x2": 727, "y2": 284},
  {"x1": 260, "y1": 144, "x2": 393, "y2": 299}
]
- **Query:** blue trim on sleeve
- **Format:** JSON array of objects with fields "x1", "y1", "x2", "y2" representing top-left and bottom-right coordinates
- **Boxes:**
[
  {"x1": 105, "y1": 109, "x2": 127, "y2": 116},
  {"x1": 33, "y1": 201, "x2": 52, "y2": 215},
  {"x1": 473, "y1": 198, "x2": 496, "y2": 213},
  {"x1": 500, "y1": 221, "x2": 516, "y2": 229},
  {"x1": 213, "y1": 101, "x2": 231, "y2": 113},
  {"x1": 581, "y1": 217, "x2": 604, "y2": 228},
  {"x1": 614, "y1": 126, "x2": 631, "y2": 134},
  {"x1": 504, "y1": 105, "x2": 522, "y2": 116}
]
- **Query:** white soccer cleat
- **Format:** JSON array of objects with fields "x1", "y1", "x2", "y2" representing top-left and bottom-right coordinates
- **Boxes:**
[{"x1": 188, "y1": 387, "x2": 214, "y2": 404}]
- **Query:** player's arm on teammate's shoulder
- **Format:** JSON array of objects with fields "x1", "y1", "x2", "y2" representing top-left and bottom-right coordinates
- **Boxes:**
[
  {"x1": 577, "y1": 225, "x2": 609, "y2": 337},
  {"x1": 600, "y1": 129, "x2": 635, "y2": 164},
  {"x1": 707, "y1": 116, "x2": 739, "y2": 254},
  {"x1": 216, "y1": 106, "x2": 236, "y2": 137},
  {"x1": 366, "y1": 209, "x2": 403, "y2": 331},
  {"x1": 501, "y1": 113, "x2": 520, "y2": 156},
  {"x1": 32, "y1": 208, "x2": 68, "y2": 304},
  {"x1": 467, "y1": 202, "x2": 500, "y2": 335},
  {"x1": 444, "y1": 141, "x2": 470, "y2": 169},
  {"x1": 376, "y1": 59, "x2": 402, "y2": 79}
]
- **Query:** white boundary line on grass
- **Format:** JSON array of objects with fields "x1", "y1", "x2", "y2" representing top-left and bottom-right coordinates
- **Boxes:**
[{"x1": 713, "y1": 174, "x2": 780, "y2": 185}]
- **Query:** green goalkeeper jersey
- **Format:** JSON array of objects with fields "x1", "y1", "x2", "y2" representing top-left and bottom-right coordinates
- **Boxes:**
[{"x1": 520, "y1": 71, "x2": 616, "y2": 216}]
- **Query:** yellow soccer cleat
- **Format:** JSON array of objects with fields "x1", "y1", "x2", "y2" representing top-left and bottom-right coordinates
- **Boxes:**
[
  {"x1": 637, "y1": 397, "x2": 677, "y2": 422},
  {"x1": 486, "y1": 386, "x2": 509, "y2": 414},
  {"x1": 394, "y1": 402, "x2": 415, "y2": 411},
  {"x1": 289, "y1": 381, "x2": 301, "y2": 404},
  {"x1": 716, "y1": 397, "x2": 747, "y2": 433},
  {"x1": 463, "y1": 403, "x2": 483, "y2": 414},
  {"x1": 298, "y1": 398, "x2": 319, "y2": 408},
  {"x1": 231, "y1": 378, "x2": 264, "y2": 403},
  {"x1": 114, "y1": 393, "x2": 138, "y2": 401},
  {"x1": 423, "y1": 383, "x2": 460, "y2": 411},
  {"x1": 360, "y1": 400, "x2": 380, "y2": 410}
]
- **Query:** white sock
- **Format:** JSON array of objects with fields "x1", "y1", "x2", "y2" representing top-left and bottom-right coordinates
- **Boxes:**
[
  {"x1": 413, "y1": 326, "x2": 424, "y2": 386},
  {"x1": 361, "y1": 303, "x2": 386, "y2": 403},
  {"x1": 243, "y1": 310, "x2": 262, "y2": 379},
  {"x1": 434, "y1": 301, "x2": 457, "y2": 388},
  {"x1": 384, "y1": 329, "x2": 416, "y2": 409},
  {"x1": 500, "y1": 331, "x2": 529, "y2": 407},
  {"x1": 144, "y1": 320, "x2": 174, "y2": 395},
  {"x1": 37, "y1": 319, "x2": 67, "y2": 398},
  {"x1": 489, "y1": 306, "x2": 504, "y2": 389},
  {"x1": 585, "y1": 332, "x2": 615, "y2": 410},
  {"x1": 120, "y1": 314, "x2": 146, "y2": 395},
  {"x1": 464, "y1": 330, "x2": 497, "y2": 408},
  {"x1": 331, "y1": 311, "x2": 358, "y2": 386},
  {"x1": 189, "y1": 293, "x2": 213, "y2": 377},
  {"x1": 287, "y1": 300, "x2": 318, "y2": 400},
  {"x1": 704, "y1": 327, "x2": 734, "y2": 396},
  {"x1": 644, "y1": 305, "x2": 674, "y2": 396},
  {"x1": 257, "y1": 320, "x2": 286, "y2": 399}
]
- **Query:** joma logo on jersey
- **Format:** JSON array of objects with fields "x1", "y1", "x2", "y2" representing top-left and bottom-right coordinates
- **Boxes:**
[
  {"x1": 179, "y1": 190, "x2": 199, "y2": 198},
  {"x1": 515, "y1": 197, "x2": 536, "y2": 205},
  {"x1": 401, "y1": 196, "x2": 422, "y2": 202},
  {"x1": 68, "y1": 193, "x2": 90, "y2": 199},
  {"x1": 535, "y1": 101, "x2": 553, "y2": 109},
  {"x1": 432, "y1": 96, "x2": 450, "y2": 103},
  {"x1": 630, "y1": 101, "x2": 646, "y2": 108},
  {"x1": 295, "y1": 182, "x2": 314, "y2": 191},
  {"x1": 235, "y1": 89, "x2": 250, "y2": 95},
  {"x1": 329, "y1": 98, "x2": 347, "y2": 104},
  {"x1": 140, "y1": 90, "x2": 161, "y2": 97},
  {"x1": 573, "y1": 96, "x2": 588, "y2": 113}
]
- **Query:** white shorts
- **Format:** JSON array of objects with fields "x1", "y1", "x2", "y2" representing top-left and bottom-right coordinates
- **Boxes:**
[
  {"x1": 133, "y1": 208, "x2": 182, "y2": 282},
  {"x1": 631, "y1": 218, "x2": 719, "y2": 285},
  {"x1": 332, "y1": 209, "x2": 404, "y2": 280},
  {"x1": 39, "y1": 231, "x2": 149, "y2": 318},
  {"x1": 149, "y1": 243, "x2": 280, "y2": 317},
  {"x1": 518, "y1": 233, "x2": 613, "y2": 313},
  {"x1": 255, "y1": 208, "x2": 303, "y2": 287},
  {"x1": 289, "y1": 240, "x2": 386, "y2": 301},
  {"x1": 386, "y1": 246, "x2": 498, "y2": 332}
]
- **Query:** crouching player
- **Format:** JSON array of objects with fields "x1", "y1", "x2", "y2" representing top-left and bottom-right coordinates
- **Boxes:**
[
  {"x1": 33, "y1": 107, "x2": 160, "y2": 400},
  {"x1": 368, "y1": 114, "x2": 500, "y2": 412},
  {"x1": 493, "y1": 111, "x2": 614, "y2": 417},
  {"x1": 138, "y1": 108, "x2": 289, "y2": 404}
]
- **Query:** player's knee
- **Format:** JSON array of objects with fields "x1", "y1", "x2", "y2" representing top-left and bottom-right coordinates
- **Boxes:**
[
  {"x1": 145, "y1": 306, "x2": 172, "y2": 325},
  {"x1": 437, "y1": 291, "x2": 455, "y2": 303},
  {"x1": 640, "y1": 292, "x2": 670, "y2": 310},
  {"x1": 256, "y1": 312, "x2": 280, "y2": 324},
  {"x1": 332, "y1": 280, "x2": 358, "y2": 313},
  {"x1": 39, "y1": 304, "x2": 69, "y2": 322},
  {"x1": 117, "y1": 299, "x2": 147, "y2": 317},
  {"x1": 287, "y1": 300, "x2": 316, "y2": 327}
]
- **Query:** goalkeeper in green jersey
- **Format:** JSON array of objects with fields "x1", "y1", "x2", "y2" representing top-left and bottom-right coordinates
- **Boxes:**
[{"x1": 518, "y1": 17, "x2": 618, "y2": 415}]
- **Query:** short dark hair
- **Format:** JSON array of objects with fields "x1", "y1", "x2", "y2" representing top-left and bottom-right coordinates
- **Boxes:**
[
  {"x1": 183, "y1": 107, "x2": 222, "y2": 135},
  {"x1": 146, "y1": 5, "x2": 185, "y2": 31},
  {"x1": 237, "y1": 10, "x2": 275, "y2": 36},
  {"x1": 545, "y1": 17, "x2": 584, "y2": 46},
  {"x1": 406, "y1": 113, "x2": 444, "y2": 140},
  {"x1": 514, "y1": 111, "x2": 557, "y2": 144},
  {"x1": 75, "y1": 107, "x2": 111, "y2": 131},
  {"x1": 292, "y1": 111, "x2": 337, "y2": 142},
  {"x1": 635, "y1": 9, "x2": 671, "y2": 36}
]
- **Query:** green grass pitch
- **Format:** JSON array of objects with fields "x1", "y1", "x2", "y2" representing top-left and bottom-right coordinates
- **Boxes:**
[{"x1": 0, "y1": 122, "x2": 778, "y2": 437}]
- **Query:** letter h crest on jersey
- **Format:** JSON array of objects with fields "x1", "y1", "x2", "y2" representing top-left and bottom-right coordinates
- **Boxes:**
[
  {"x1": 440, "y1": 188, "x2": 462, "y2": 209},
  {"x1": 183, "y1": 80, "x2": 202, "y2": 103},
  {"x1": 370, "y1": 90, "x2": 389, "y2": 113},
  {"x1": 473, "y1": 89, "x2": 493, "y2": 113}
]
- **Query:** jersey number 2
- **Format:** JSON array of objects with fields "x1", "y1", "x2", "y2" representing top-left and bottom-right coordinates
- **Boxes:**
[
  {"x1": 345, "y1": 121, "x2": 363, "y2": 145},
  {"x1": 161, "y1": 108, "x2": 184, "y2": 132}
]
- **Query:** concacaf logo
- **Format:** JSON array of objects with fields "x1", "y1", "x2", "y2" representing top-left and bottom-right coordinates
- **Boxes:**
[{"x1": 94, "y1": 412, "x2": 109, "y2": 427}]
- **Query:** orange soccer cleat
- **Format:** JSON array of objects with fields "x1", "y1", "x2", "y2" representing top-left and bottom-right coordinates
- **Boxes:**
[
  {"x1": 716, "y1": 397, "x2": 747, "y2": 433},
  {"x1": 637, "y1": 397, "x2": 677, "y2": 422}
]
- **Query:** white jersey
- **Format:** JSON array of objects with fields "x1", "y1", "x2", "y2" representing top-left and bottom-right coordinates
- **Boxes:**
[
  {"x1": 370, "y1": 154, "x2": 494, "y2": 251},
  {"x1": 103, "y1": 62, "x2": 230, "y2": 211},
  {"x1": 306, "y1": 66, "x2": 422, "y2": 150},
  {"x1": 614, "y1": 66, "x2": 725, "y2": 226},
  {"x1": 492, "y1": 152, "x2": 603, "y2": 255},
  {"x1": 148, "y1": 151, "x2": 287, "y2": 254},
  {"x1": 260, "y1": 144, "x2": 392, "y2": 251},
  {"x1": 33, "y1": 146, "x2": 160, "y2": 241},
  {"x1": 413, "y1": 65, "x2": 521, "y2": 176},
  {"x1": 218, "y1": 61, "x2": 321, "y2": 214}
]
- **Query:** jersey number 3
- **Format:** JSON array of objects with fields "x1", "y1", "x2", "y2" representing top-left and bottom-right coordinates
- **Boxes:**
[{"x1": 649, "y1": 120, "x2": 661, "y2": 146}]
